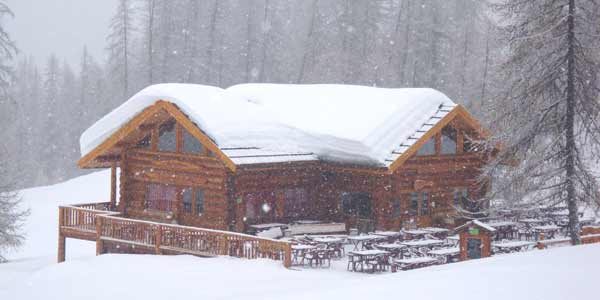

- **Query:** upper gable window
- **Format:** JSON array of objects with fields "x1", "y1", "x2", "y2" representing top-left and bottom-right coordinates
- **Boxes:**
[
  {"x1": 136, "y1": 134, "x2": 151, "y2": 149},
  {"x1": 158, "y1": 121, "x2": 177, "y2": 152},
  {"x1": 416, "y1": 138, "x2": 436, "y2": 156},
  {"x1": 183, "y1": 128, "x2": 204, "y2": 154},
  {"x1": 441, "y1": 126, "x2": 457, "y2": 155}
]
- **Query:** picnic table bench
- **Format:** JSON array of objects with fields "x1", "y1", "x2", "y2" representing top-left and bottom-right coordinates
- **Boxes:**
[
  {"x1": 492, "y1": 240, "x2": 536, "y2": 253},
  {"x1": 393, "y1": 256, "x2": 442, "y2": 271},
  {"x1": 421, "y1": 227, "x2": 450, "y2": 238},
  {"x1": 347, "y1": 235, "x2": 382, "y2": 250},
  {"x1": 402, "y1": 229, "x2": 431, "y2": 239},
  {"x1": 348, "y1": 249, "x2": 391, "y2": 273},
  {"x1": 401, "y1": 239, "x2": 445, "y2": 249},
  {"x1": 374, "y1": 243, "x2": 407, "y2": 258},
  {"x1": 427, "y1": 247, "x2": 460, "y2": 263}
]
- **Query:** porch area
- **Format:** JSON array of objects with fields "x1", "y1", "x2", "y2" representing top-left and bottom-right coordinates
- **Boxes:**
[{"x1": 57, "y1": 203, "x2": 292, "y2": 267}]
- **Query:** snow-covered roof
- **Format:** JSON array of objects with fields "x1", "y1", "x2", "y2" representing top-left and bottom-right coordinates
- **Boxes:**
[
  {"x1": 455, "y1": 219, "x2": 497, "y2": 232},
  {"x1": 80, "y1": 83, "x2": 457, "y2": 168}
]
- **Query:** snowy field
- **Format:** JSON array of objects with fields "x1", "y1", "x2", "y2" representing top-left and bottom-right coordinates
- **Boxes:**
[{"x1": 1, "y1": 171, "x2": 598, "y2": 300}]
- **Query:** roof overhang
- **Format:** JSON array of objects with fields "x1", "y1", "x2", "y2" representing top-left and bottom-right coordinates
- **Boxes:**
[{"x1": 78, "y1": 100, "x2": 237, "y2": 172}]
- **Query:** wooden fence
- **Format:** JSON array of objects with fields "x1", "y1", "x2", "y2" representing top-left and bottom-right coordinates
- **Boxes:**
[
  {"x1": 536, "y1": 226, "x2": 600, "y2": 249},
  {"x1": 59, "y1": 204, "x2": 292, "y2": 268}
]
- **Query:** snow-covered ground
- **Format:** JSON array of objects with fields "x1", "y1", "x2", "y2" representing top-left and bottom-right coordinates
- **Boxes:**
[{"x1": 1, "y1": 171, "x2": 598, "y2": 300}]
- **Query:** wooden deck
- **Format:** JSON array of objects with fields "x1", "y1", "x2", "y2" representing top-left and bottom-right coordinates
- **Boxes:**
[{"x1": 58, "y1": 203, "x2": 292, "y2": 267}]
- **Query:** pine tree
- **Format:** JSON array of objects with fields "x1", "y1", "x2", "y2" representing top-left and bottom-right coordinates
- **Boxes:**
[
  {"x1": 0, "y1": 1, "x2": 27, "y2": 263},
  {"x1": 0, "y1": 2, "x2": 16, "y2": 96},
  {"x1": 0, "y1": 145, "x2": 29, "y2": 263},
  {"x1": 107, "y1": 0, "x2": 135, "y2": 98},
  {"x1": 487, "y1": 0, "x2": 600, "y2": 244}
]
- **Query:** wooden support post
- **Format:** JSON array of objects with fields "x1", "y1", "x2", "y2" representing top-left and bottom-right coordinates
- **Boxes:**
[
  {"x1": 219, "y1": 236, "x2": 228, "y2": 256},
  {"x1": 155, "y1": 225, "x2": 162, "y2": 255},
  {"x1": 57, "y1": 207, "x2": 66, "y2": 263},
  {"x1": 283, "y1": 243, "x2": 292, "y2": 268},
  {"x1": 96, "y1": 216, "x2": 104, "y2": 256},
  {"x1": 110, "y1": 162, "x2": 117, "y2": 210}
]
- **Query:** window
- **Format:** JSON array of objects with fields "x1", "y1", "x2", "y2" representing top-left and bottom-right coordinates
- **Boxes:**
[
  {"x1": 441, "y1": 126, "x2": 457, "y2": 154},
  {"x1": 145, "y1": 184, "x2": 176, "y2": 212},
  {"x1": 417, "y1": 138, "x2": 436, "y2": 156},
  {"x1": 158, "y1": 121, "x2": 177, "y2": 152},
  {"x1": 195, "y1": 189, "x2": 204, "y2": 215},
  {"x1": 421, "y1": 192, "x2": 429, "y2": 215},
  {"x1": 183, "y1": 128, "x2": 203, "y2": 154},
  {"x1": 136, "y1": 134, "x2": 151, "y2": 149},
  {"x1": 409, "y1": 192, "x2": 419, "y2": 215},
  {"x1": 244, "y1": 192, "x2": 277, "y2": 220},
  {"x1": 283, "y1": 188, "x2": 308, "y2": 218},
  {"x1": 453, "y1": 188, "x2": 468, "y2": 208},
  {"x1": 341, "y1": 192, "x2": 372, "y2": 218},
  {"x1": 392, "y1": 198, "x2": 402, "y2": 218},
  {"x1": 409, "y1": 192, "x2": 431, "y2": 216},
  {"x1": 183, "y1": 188, "x2": 193, "y2": 213}
]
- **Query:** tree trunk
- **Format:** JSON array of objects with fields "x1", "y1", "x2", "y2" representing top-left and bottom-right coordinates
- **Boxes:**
[
  {"x1": 296, "y1": 0, "x2": 318, "y2": 83},
  {"x1": 565, "y1": 0, "x2": 581, "y2": 245},
  {"x1": 147, "y1": 0, "x2": 155, "y2": 85}
]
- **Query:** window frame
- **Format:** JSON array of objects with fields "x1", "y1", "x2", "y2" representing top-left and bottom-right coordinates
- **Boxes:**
[
  {"x1": 416, "y1": 137, "x2": 436, "y2": 156},
  {"x1": 158, "y1": 121, "x2": 177, "y2": 152},
  {"x1": 440, "y1": 126, "x2": 458, "y2": 155}
]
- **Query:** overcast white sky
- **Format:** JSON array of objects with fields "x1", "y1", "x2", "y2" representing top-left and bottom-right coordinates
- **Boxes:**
[{"x1": 5, "y1": 0, "x2": 118, "y2": 67}]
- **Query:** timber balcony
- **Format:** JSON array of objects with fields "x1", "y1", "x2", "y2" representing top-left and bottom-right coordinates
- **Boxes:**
[{"x1": 58, "y1": 202, "x2": 292, "y2": 267}]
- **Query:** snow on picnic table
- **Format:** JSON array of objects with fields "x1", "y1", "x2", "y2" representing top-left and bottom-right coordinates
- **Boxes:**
[{"x1": 0, "y1": 170, "x2": 598, "y2": 300}]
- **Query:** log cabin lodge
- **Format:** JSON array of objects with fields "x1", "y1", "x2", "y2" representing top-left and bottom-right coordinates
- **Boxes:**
[{"x1": 59, "y1": 83, "x2": 492, "y2": 262}]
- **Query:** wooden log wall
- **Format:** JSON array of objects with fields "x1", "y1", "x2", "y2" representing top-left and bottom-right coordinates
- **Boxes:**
[
  {"x1": 231, "y1": 165, "x2": 323, "y2": 232},
  {"x1": 385, "y1": 153, "x2": 487, "y2": 230},
  {"x1": 120, "y1": 149, "x2": 230, "y2": 230}
]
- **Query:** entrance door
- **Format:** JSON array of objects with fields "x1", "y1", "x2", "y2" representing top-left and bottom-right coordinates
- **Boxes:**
[
  {"x1": 466, "y1": 238, "x2": 482, "y2": 259},
  {"x1": 341, "y1": 192, "x2": 373, "y2": 233}
]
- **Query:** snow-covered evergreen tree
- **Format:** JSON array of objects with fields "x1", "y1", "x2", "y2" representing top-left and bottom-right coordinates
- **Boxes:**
[
  {"x1": 0, "y1": 2, "x2": 27, "y2": 263},
  {"x1": 487, "y1": 0, "x2": 600, "y2": 243},
  {"x1": 107, "y1": 0, "x2": 135, "y2": 98},
  {"x1": 0, "y1": 146, "x2": 29, "y2": 263}
]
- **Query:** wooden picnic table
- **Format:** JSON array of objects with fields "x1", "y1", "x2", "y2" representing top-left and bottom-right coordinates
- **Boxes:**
[
  {"x1": 374, "y1": 243, "x2": 407, "y2": 258},
  {"x1": 291, "y1": 244, "x2": 317, "y2": 266},
  {"x1": 348, "y1": 249, "x2": 390, "y2": 272},
  {"x1": 485, "y1": 221, "x2": 518, "y2": 240},
  {"x1": 402, "y1": 229, "x2": 431, "y2": 239},
  {"x1": 427, "y1": 247, "x2": 460, "y2": 263},
  {"x1": 401, "y1": 239, "x2": 445, "y2": 249},
  {"x1": 421, "y1": 227, "x2": 450, "y2": 238},
  {"x1": 446, "y1": 235, "x2": 460, "y2": 246},
  {"x1": 249, "y1": 223, "x2": 287, "y2": 230},
  {"x1": 312, "y1": 237, "x2": 345, "y2": 244},
  {"x1": 372, "y1": 231, "x2": 402, "y2": 242},
  {"x1": 347, "y1": 235, "x2": 382, "y2": 250},
  {"x1": 492, "y1": 240, "x2": 536, "y2": 253},
  {"x1": 372, "y1": 231, "x2": 402, "y2": 238},
  {"x1": 393, "y1": 256, "x2": 441, "y2": 271}
]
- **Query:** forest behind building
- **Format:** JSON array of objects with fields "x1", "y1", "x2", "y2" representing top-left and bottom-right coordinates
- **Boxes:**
[{"x1": 3, "y1": 0, "x2": 500, "y2": 188}]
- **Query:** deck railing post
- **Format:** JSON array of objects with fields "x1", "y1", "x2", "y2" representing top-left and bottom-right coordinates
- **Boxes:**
[
  {"x1": 155, "y1": 225, "x2": 162, "y2": 255},
  {"x1": 219, "y1": 235, "x2": 228, "y2": 256},
  {"x1": 96, "y1": 216, "x2": 104, "y2": 256},
  {"x1": 57, "y1": 207, "x2": 66, "y2": 263},
  {"x1": 283, "y1": 242, "x2": 292, "y2": 268}
]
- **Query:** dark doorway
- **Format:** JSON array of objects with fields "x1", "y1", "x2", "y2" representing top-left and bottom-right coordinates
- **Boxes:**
[
  {"x1": 341, "y1": 192, "x2": 373, "y2": 233},
  {"x1": 467, "y1": 238, "x2": 482, "y2": 259}
]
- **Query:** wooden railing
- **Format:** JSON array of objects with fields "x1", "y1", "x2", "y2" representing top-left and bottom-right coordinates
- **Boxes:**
[
  {"x1": 59, "y1": 203, "x2": 118, "y2": 233},
  {"x1": 58, "y1": 203, "x2": 292, "y2": 268},
  {"x1": 536, "y1": 226, "x2": 600, "y2": 249}
]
